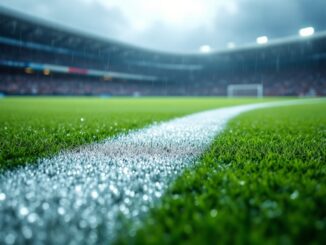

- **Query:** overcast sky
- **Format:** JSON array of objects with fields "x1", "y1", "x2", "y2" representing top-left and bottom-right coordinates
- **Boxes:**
[{"x1": 1, "y1": 0, "x2": 326, "y2": 53}]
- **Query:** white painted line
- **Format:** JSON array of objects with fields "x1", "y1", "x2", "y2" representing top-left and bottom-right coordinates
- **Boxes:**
[{"x1": 0, "y1": 100, "x2": 317, "y2": 244}]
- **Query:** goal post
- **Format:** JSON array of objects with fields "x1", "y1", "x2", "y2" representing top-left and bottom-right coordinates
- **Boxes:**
[{"x1": 227, "y1": 84, "x2": 263, "y2": 98}]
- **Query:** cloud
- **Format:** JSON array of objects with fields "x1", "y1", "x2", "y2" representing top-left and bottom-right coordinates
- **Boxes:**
[
  {"x1": 1, "y1": 0, "x2": 129, "y2": 39},
  {"x1": 1, "y1": 0, "x2": 326, "y2": 53}
]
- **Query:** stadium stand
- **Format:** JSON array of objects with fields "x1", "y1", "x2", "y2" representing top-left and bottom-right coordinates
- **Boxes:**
[{"x1": 0, "y1": 6, "x2": 326, "y2": 96}]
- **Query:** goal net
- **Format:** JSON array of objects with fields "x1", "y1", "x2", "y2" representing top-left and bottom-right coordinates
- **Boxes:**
[{"x1": 227, "y1": 84, "x2": 263, "y2": 98}]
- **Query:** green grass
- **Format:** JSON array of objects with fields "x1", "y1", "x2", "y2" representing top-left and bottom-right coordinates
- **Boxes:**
[
  {"x1": 1, "y1": 97, "x2": 325, "y2": 243},
  {"x1": 116, "y1": 102, "x2": 326, "y2": 245},
  {"x1": 0, "y1": 97, "x2": 281, "y2": 170}
]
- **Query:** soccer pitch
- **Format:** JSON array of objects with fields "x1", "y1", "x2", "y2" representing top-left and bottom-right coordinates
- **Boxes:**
[
  {"x1": 0, "y1": 97, "x2": 325, "y2": 244},
  {"x1": 0, "y1": 97, "x2": 281, "y2": 170}
]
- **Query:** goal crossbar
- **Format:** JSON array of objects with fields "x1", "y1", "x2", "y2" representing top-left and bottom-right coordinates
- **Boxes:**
[{"x1": 227, "y1": 84, "x2": 263, "y2": 98}]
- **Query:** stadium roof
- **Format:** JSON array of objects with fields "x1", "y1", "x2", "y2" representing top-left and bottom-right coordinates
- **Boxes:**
[{"x1": 1, "y1": 6, "x2": 326, "y2": 70}]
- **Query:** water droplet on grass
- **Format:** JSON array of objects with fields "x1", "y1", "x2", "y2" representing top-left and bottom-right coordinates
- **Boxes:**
[
  {"x1": 4, "y1": 233, "x2": 16, "y2": 244},
  {"x1": 57, "y1": 207, "x2": 65, "y2": 215},
  {"x1": 210, "y1": 209, "x2": 218, "y2": 217},
  {"x1": 75, "y1": 185, "x2": 82, "y2": 193},
  {"x1": 142, "y1": 194, "x2": 149, "y2": 202},
  {"x1": 19, "y1": 206, "x2": 29, "y2": 216},
  {"x1": 290, "y1": 190, "x2": 299, "y2": 200},
  {"x1": 239, "y1": 180, "x2": 246, "y2": 186},
  {"x1": 91, "y1": 190, "x2": 99, "y2": 199},
  {"x1": 27, "y1": 213, "x2": 38, "y2": 223},
  {"x1": 22, "y1": 226, "x2": 33, "y2": 239},
  {"x1": 42, "y1": 202, "x2": 49, "y2": 210}
]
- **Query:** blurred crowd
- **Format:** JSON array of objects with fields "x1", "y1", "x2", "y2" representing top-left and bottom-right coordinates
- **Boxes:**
[{"x1": 0, "y1": 67, "x2": 325, "y2": 96}]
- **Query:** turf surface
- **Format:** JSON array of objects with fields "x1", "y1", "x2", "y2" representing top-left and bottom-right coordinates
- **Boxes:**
[
  {"x1": 116, "y1": 101, "x2": 326, "y2": 244},
  {"x1": 0, "y1": 97, "x2": 280, "y2": 170}
]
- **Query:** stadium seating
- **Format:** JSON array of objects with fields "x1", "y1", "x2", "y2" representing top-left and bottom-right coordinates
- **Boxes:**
[
  {"x1": 1, "y1": 66, "x2": 325, "y2": 96},
  {"x1": 0, "y1": 7, "x2": 326, "y2": 97}
]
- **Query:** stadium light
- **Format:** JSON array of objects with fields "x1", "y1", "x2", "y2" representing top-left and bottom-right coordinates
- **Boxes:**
[
  {"x1": 299, "y1": 27, "x2": 314, "y2": 37},
  {"x1": 227, "y1": 42, "x2": 236, "y2": 49},
  {"x1": 199, "y1": 45, "x2": 211, "y2": 53},
  {"x1": 256, "y1": 36, "x2": 268, "y2": 45}
]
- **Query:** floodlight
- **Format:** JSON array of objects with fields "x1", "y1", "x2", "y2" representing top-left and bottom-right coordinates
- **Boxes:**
[
  {"x1": 199, "y1": 45, "x2": 211, "y2": 53},
  {"x1": 256, "y1": 36, "x2": 268, "y2": 44},
  {"x1": 299, "y1": 27, "x2": 314, "y2": 37}
]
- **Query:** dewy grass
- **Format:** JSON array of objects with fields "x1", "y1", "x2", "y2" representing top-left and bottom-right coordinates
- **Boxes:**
[
  {"x1": 0, "y1": 97, "x2": 282, "y2": 170},
  {"x1": 116, "y1": 102, "x2": 326, "y2": 245}
]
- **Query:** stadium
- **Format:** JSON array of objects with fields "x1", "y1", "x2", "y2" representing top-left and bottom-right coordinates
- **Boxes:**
[
  {"x1": 1, "y1": 7, "x2": 326, "y2": 97},
  {"x1": 0, "y1": 2, "x2": 325, "y2": 245}
]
